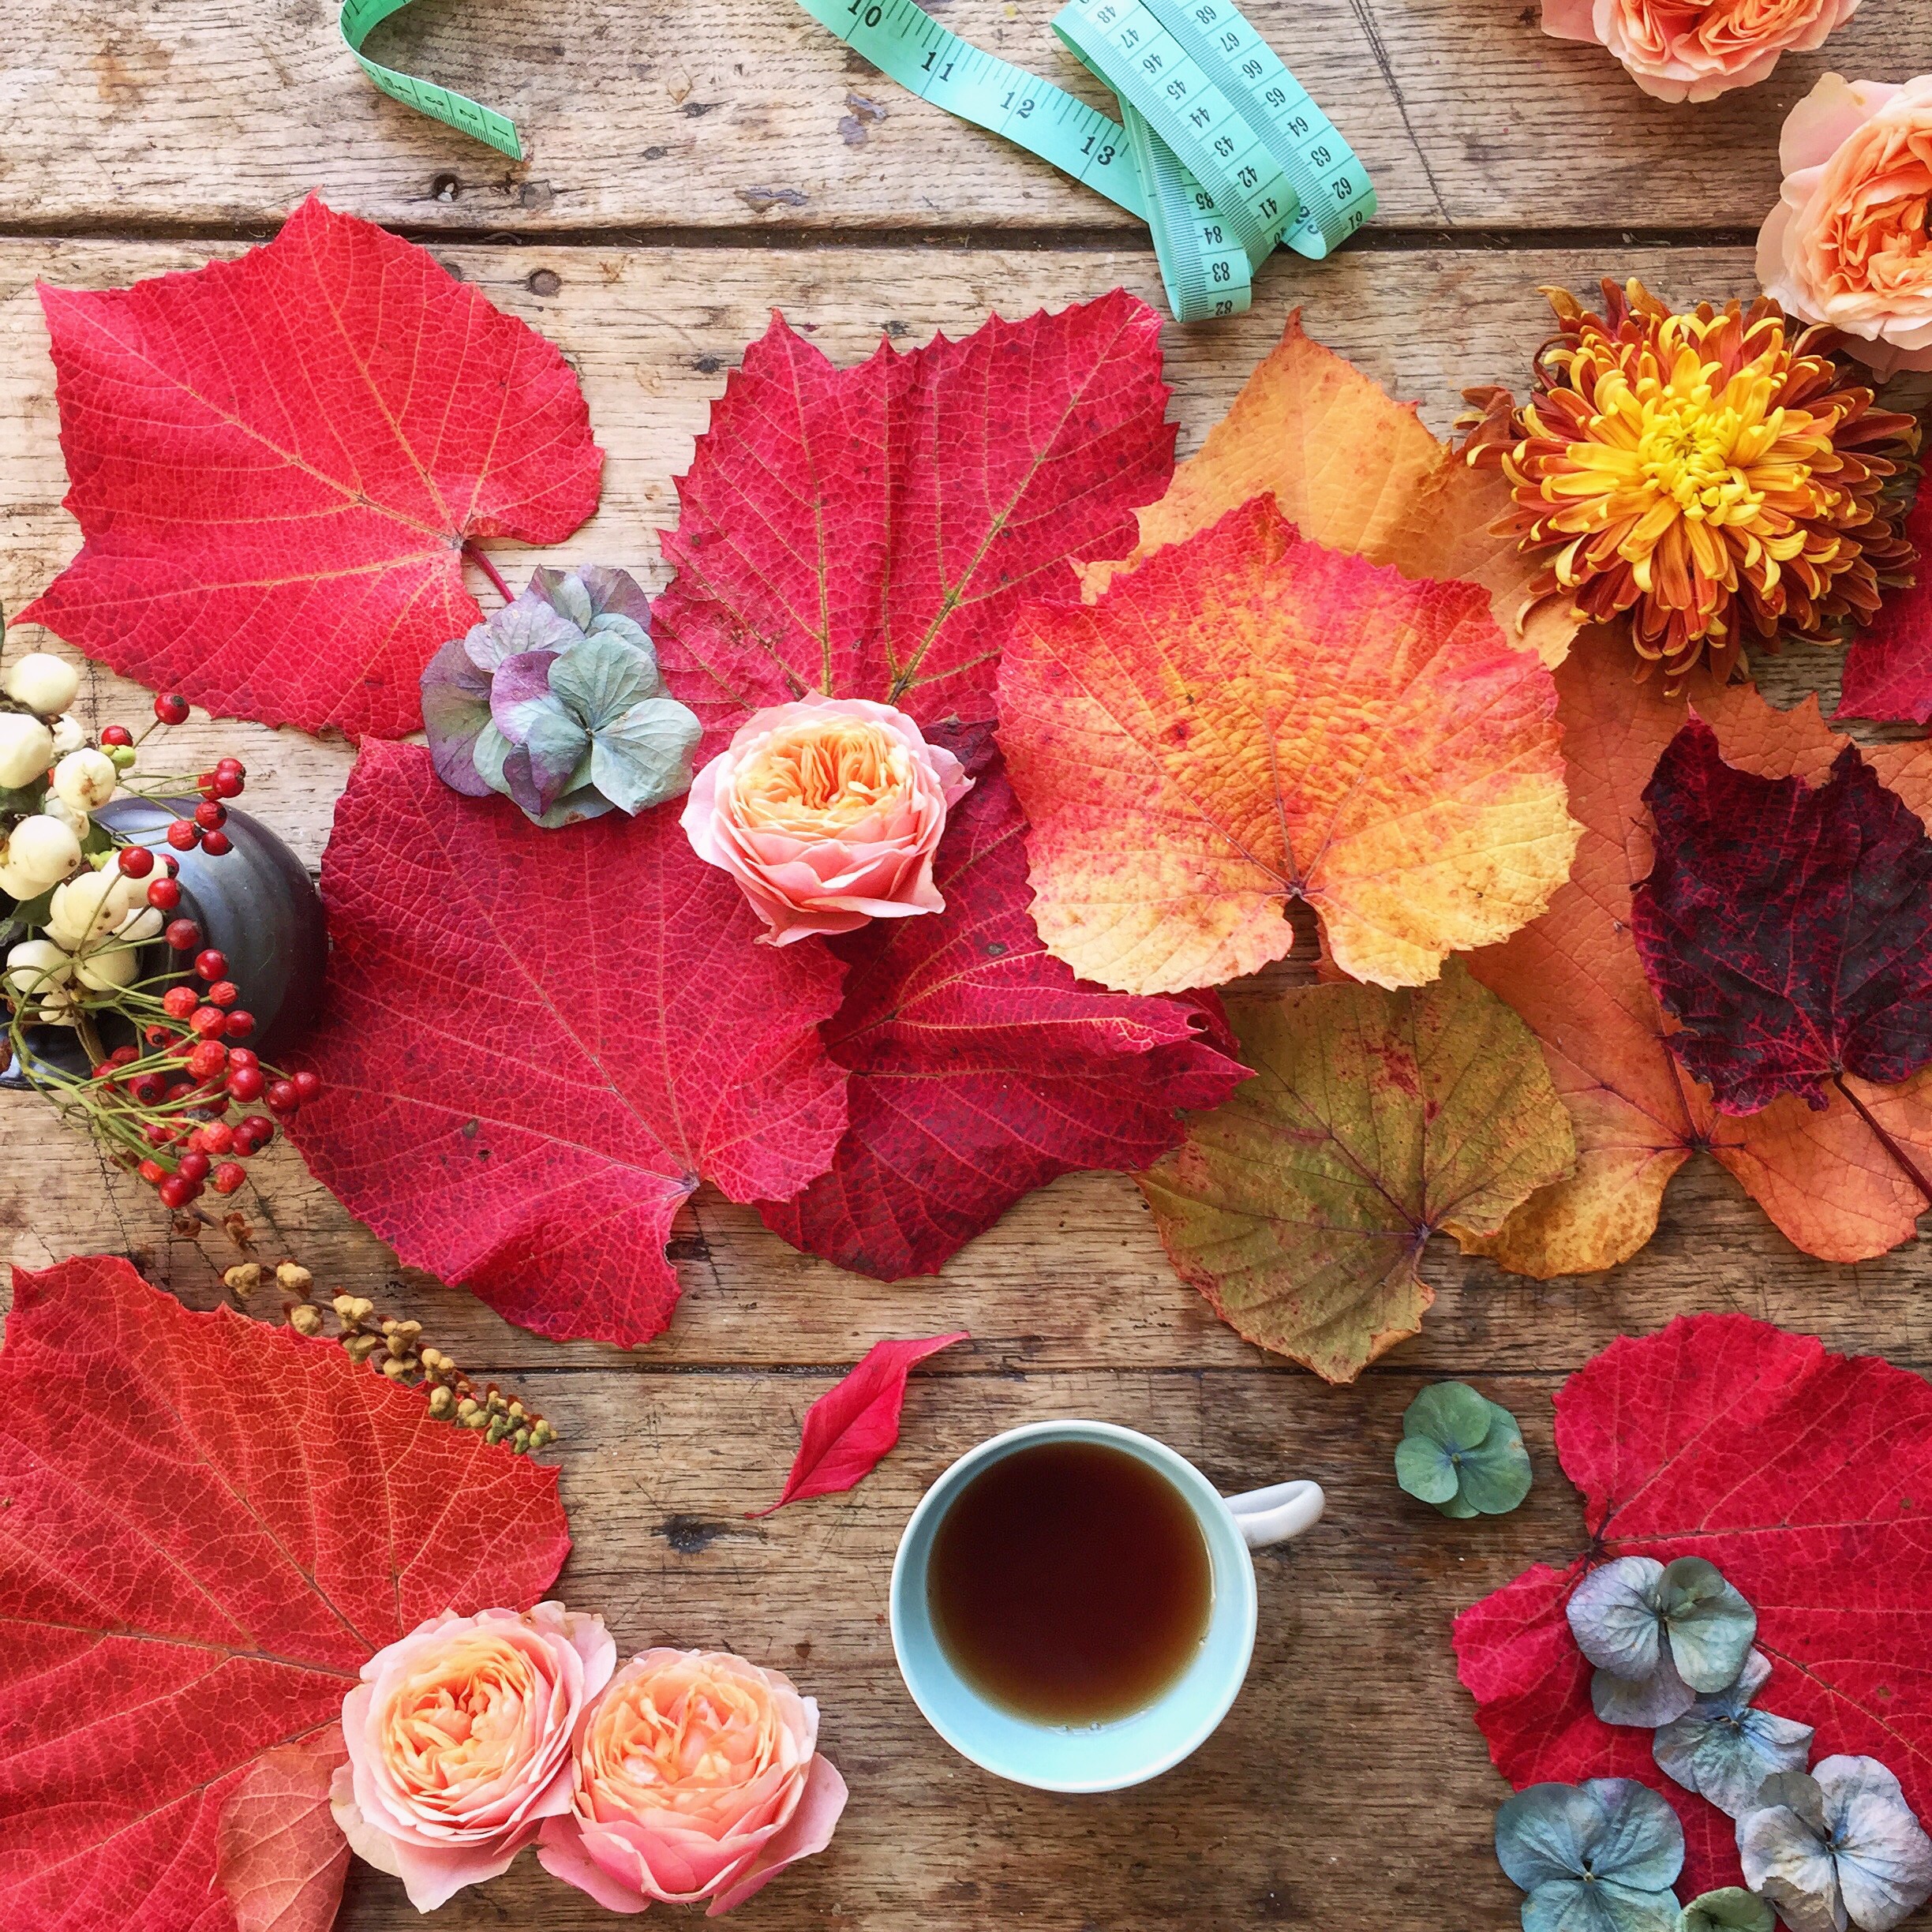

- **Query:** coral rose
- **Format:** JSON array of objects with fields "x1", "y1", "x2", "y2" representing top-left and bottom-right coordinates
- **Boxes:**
[
  {"x1": 331, "y1": 1602, "x2": 616, "y2": 1911},
  {"x1": 1542, "y1": 0, "x2": 1861, "y2": 103},
  {"x1": 1759, "y1": 73, "x2": 1932, "y2": 376},
  {"x1": 680, "y1": 696, "x2": 971, "y2": 945},
  {"x1": 537, "y1": 1647, "x2": 848, "y2": 1915}
]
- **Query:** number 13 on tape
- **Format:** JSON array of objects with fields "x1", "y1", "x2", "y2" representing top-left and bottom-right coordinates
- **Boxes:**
[{"x1": 792, "y1": 0, "x2": 1374, "y2": 321}]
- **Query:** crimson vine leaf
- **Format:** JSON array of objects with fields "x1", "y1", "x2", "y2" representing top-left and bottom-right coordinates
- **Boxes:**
[
  {"x1": 286, "y1": 741, "x2": 849, "y2": 1346},
  {"x1": 758, "y1": 728, "x2": 1249, "y2": 1279},
  {"x1": 19, "y1": 193, "x2": 602, "y2": 739},
  {"x1": 1455, "y1": 1313, "x2": 1932, "y2": 1900},
  {"x1": 0, "y1": 1254, "x2": 570, "y2": 1932},
  {"x1": 650, "y1": 295, "x2": 1174, "y2": 754}
]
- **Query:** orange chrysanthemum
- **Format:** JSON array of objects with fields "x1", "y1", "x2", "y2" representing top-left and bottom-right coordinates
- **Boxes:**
[{"x1": 1462, "y1": 279, "x2": 1919, "y2": 683}]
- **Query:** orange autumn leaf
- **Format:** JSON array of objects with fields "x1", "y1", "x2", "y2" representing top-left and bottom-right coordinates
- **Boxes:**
[
  {"x1": 1455, "y1": 631, "x2": 1932, "y2": 1275},
  {"x1": 1084, "y1": 310, "x2": 1577, "y2": 666},
  {"x1": 998, "y1": 499, "x2": 1581, "y2": 994}
]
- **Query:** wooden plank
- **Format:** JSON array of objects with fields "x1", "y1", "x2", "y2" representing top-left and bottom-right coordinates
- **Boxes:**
[
  {"x1": 3, "y1": 230, "x2": 1929, "y2": 1932},
  {"x1": 6, "y1": 234, "x2": 1922, "y2": 1375},
  {"x1": 282, "y1": 1360, "x2": 1562, "y2": 1930},
  {"x1": 0, "y1": 234, "x2": 1860, "y2": 866},
  {"x1": 4, "y1": 0, "x2": 1924, "y2": 234}
]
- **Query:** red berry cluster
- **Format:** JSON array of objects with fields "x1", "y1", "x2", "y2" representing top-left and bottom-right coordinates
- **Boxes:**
[{"x1": 91, "y1": 923, "x2": 320, "y2": 1212}]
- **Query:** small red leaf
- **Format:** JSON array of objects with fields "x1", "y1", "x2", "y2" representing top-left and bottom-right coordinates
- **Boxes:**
[
  {"x1": 1455, "y1": 1312, "x2": 1932, "y2": 1898},
  {"x1": 286, "y1": 742, "x2": 848, "y2": 1347},
  {"x1": 758, "y1": 728, "x2": 1249, "y2": 1279},
  {"x1": 750, "y1": 1333, "x2": 970, "y2": 1516},
  {"x1": 651, "y1": 296, "x2": 1174, "y2": 753},
  {"x1": 215, "y1": 1732, "x2": 352, "y2": 1932},
  {"x1": 19, "y1": 193, "x2": 602, "y2": 739},
  {"x1": 0, "y1": 1254, "x2": 570, "y2": 1932}
]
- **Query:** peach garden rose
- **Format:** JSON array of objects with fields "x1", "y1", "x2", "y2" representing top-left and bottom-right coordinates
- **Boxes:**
[
  {"x1": 680, "y1": 695, "x2": 971, "y2": 945},
  {"x1": 331, "y1": 1602, "x2": 616, "y2": 1911},
  {"x1": 537, "y1": 1647, "x2": 848, "y2": 1915},
  {"x1": 1758, "y1": 73, "x2": 1932, "y2": 376},
  {"x1": 1541, "y1": 0, "x2": 1861, "y2": 103}
]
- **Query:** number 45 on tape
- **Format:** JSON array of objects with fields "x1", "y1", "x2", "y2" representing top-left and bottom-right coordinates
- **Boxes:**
[{"x1": 794, "y1": 0, "x2": 1375, "y2": 321}]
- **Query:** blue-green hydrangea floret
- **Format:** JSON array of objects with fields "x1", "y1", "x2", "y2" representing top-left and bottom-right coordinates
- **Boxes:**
[
  {"x1": 1395, "y1": 1381, "x2": 1533, "y2": 1519},
  {"x1": 1568, "y1": 1556, "x2": 1756, "y2": 1728},
  {"x1": 1496, "y1": 1777, "x2": 1684, "y2": 1932}
]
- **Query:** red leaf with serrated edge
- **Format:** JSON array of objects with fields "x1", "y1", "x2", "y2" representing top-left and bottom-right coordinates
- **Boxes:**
[
  {"x1": 286, "y1": 742, "x2": 847, "y2": 1347},
  {"x1": 0, "y1": 1255, "x2": 569, "y2": 1932},
  {"x1": 1455, "y1": 1313, "x2": 1932, "y2": 1899},
  {"x1": 650, "y1": 296, "x2": 1174, "y2": 754},
  {"x1": 1635, "y1": 718, "x2": 1932, "y2": 1114},
  {"x1": 1840, "y1": 491, "x2": 1932, "y2": 724},
  {"x1": 758, "y1": 728, "x2": 1249, "y2": 1279},
  {"x1": 18, "y1": 194, "x2": 601, "y2": 739},
  {"x1": 749, "y1": 1333, "x2": 970, "y2": 1516},
  {"x1": 215, "y1": 1734, "x2": 351, "y2": 1932}
]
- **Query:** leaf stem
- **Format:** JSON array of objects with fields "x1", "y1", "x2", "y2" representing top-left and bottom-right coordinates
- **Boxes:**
[
  {"x1": 1833, "y1": 1071, "x2": 1932, "y2": 1208},
  {"x1": 462, "y1": 540, "x2": 513, "y2": 606}
]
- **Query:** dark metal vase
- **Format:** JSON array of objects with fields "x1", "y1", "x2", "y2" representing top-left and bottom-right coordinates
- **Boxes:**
[{"x1": 0, "y1": 799, "x2": 328, "y2": 1089}]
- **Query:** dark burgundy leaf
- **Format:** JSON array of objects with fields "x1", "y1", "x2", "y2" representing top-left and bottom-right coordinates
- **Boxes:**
[{"x1": 1633, "y1": 716, "x2": 1932, "y2": 1114}]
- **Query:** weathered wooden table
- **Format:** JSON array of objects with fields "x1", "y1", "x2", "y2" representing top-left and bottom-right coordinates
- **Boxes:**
[{"x1": 6, "y1": 4, "x2": 1931, "y2": 1926}]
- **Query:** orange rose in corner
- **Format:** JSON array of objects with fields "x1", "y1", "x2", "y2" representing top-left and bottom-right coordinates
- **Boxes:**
[
  {"x1": 1759, "y1": 73, "x2": 1932, "y2": 377},
  {"x1": 1542, "y1": 0, "x2": 1860, "y2": 103},
  {"x1": 537, "y1": 1647, "x2": 848, "y2": 1915},
  {"x1": 331, "y1": 1603, "x2": 617, "y2": 1911}
]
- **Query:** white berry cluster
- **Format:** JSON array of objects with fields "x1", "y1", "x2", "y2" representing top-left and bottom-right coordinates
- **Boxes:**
[{"x1": 0, "y1": 651, "x2": 144, "y2": 1025}]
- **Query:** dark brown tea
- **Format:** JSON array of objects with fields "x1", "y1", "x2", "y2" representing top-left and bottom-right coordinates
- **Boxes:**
[{"x1": 927, "y1": 1440, "x2": 1212, "y2": 1724}]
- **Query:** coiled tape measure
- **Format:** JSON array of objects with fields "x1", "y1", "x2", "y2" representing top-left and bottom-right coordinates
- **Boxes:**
[{"x1": 340, "y1": 0, "x2": 1372, "y2": 322}]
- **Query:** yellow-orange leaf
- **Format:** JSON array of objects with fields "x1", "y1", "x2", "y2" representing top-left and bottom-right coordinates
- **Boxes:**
[
  {"x1": 1457, "y1": 631, "x2": 1932, "y2": 1274},
  {"x1": 1085, "y1": 311, "x2": 1575, "y2": 666},
  {"x1": 998, "y1": 499, "x2": 1582, "y2": 994}
]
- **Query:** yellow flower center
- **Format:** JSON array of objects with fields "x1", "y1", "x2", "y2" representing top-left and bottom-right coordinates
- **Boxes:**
[
  {"x1": 382, "y1": 1634, "x2": 539, "y2": 1801},
  {"x1": 733, "y1": 718, "x2": 912, "y2": 838}
]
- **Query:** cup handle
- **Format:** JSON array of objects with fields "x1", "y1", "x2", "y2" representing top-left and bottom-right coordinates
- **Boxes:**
[{"x1": 1223, "y1": 1478, "x2": 1325, "y2": 1550}]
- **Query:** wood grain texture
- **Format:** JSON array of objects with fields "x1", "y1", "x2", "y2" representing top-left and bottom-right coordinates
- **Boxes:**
[
  {"x1": 6, "y1": 29, "x2": 1932, "y2": 1920},
  {"x1": 1, "y1": 0, "x2": 1921, "y2": 233}
]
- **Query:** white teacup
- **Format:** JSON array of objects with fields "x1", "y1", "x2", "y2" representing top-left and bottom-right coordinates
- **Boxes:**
[{"x1": 889, "y1": 1420, "x2": 1325, "y2": 1792}]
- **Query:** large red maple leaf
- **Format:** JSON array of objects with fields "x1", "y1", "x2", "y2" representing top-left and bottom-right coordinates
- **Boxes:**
[
  {"x1": 286, "y1": 742, "x2": 848, "y2": 1346},
  {"x1": 758, "y1": 730, "x2": 1248, "y2": 1279},
  {"x1": 0, "y1": 1254, "x2": 570, "y2": 1932},
  {"x1": 18, "y1": 194, "x2": 602, "y2": 739},
  {"x1": 1454, "y1": 1313, "x2": 1932, "y2": 1899},
  {"x1": 650, "y1": 295, "x2": 1174, "y2": 753}
]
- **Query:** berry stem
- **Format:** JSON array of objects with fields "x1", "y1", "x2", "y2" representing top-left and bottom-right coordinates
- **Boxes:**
[
  {"x1": 1833, "y1": 1071, "x2": 1932, "y2": 1207},
  {"x1": 462, "y1": 540, "x2": 513, "y2": 605}
]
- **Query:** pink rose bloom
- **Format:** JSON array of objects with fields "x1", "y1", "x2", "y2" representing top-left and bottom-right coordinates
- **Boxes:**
[
  {"x1": 1759, "y1": 73, "x2": 1932, "y2": 376},
  {"x1": 537, "y1": 1647, "x2": 848, "y2": 1915},
  {"x1": 331, "y1": 1603, "x2": 616, "y2": 1911},
  {"x1": 680, "y1": 696, "x2": 971, "y2": 945},
  {"x1": 1542, "y1": 0, "x2": 1861, "y2": 103}
]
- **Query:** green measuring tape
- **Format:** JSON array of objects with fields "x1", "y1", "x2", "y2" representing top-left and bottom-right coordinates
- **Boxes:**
[
  {"x1": 340, "y1": 0, "x2": 523, "y2": 160},
  {"x1": 339, "y1": 0, "x2": 1371, "y2": 320},
  {"x1": 794, "y1": 0, "x2": 1373, "y2": 320}
]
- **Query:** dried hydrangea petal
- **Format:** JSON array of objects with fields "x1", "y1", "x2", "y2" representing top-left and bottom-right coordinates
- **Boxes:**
[
  {"x1": 1571, "y1": 1558, "x2": 1671, "y2": 1681},
  {"x1": 1653, "y1": 1649, "x2": 1813, "y2": 1818},
  {"x1": 1398, "y1": 1383, "x2": 1533, "y2": 1518},
  {"x1": 1593, "y1": 1649, "x2": 1697, "y2": 1729},
  {"x1": 1738, "y1": 1758, "x2": 1932, "y2": 1932},
  {"x1": 1676, "y1": 1889, "x2": 1774, "y2": 1932},
  {"x1": 1498, "y1": 1778, "x2": 1685, "y2": 1923},
  {"x1": 1658, "y1": 1558, "x2": 1756, "y2": 1695}
]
